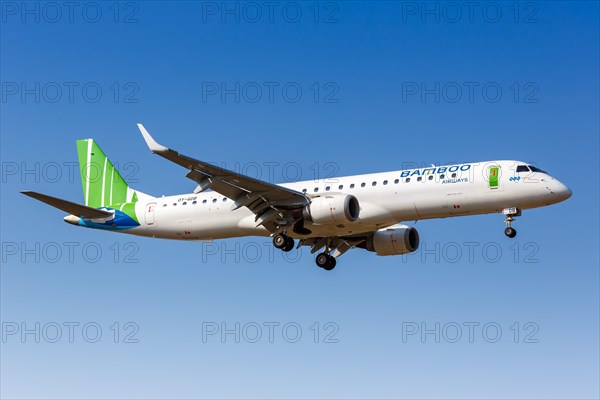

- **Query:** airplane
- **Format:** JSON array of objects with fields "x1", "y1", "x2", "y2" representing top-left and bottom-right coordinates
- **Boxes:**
[{"x1": 22, "y1": 124, "x2": 572, "y2": 270}]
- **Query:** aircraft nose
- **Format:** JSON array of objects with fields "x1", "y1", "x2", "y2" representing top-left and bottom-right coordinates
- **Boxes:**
[
  {"x1": 551, "y1": 180, "x2": 572, "y2": 202},
  {"x1": 560, "y1": 182, "x2": 572, "y2": 200}
]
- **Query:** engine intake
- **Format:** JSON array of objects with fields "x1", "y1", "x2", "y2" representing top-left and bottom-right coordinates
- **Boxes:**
[
  {"x1": 366, "y1": 225, "x2": 419, "y2": 256},
  {"x1": 304, "y1": 194, "x2": 360, "y2": 225}
]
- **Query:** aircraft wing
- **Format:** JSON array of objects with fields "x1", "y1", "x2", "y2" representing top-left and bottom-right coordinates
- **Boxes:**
[
  {"x1": 137, "y1": 124, "x2": 309, "y2": 232},
  {"x1": 21, "y1": 191, "x2": 113, "y2": 219}
]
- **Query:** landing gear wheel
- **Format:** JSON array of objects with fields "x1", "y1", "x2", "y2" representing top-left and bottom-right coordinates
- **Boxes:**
[
  {"x1": 323, "y1": 256, "x2": 336, "y2": 271},
  {"x1": 504, "y1": 227, "x2": 517, "y2": 238},
  {"x1": 273, "y1": 233, "x2": 289, "y2": 249},
  {"x1": 502, "y1": 207, "x2": 521, "y2": 239},
  {"x1": 282, "y1": 237, "x2": 295, "y2": 252},
  {"x1": 316, "y1": 253, "x2": 336, "y2": 270},
  {"x1": 316, "y1": 253, "x2": 329, "y2": 268}
]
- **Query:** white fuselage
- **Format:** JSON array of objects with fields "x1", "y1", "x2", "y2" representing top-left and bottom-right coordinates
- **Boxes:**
[{"x1": 115, "y1": 160, "x2": 571, "y2": 241}]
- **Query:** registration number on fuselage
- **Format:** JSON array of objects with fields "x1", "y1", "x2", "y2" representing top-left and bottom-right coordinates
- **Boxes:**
[{"x1": 176, "y1": 196, "x2": 198, "y2": 202}]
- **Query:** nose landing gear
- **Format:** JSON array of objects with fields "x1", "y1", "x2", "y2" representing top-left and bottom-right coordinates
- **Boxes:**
[{"x1": 502, "y1": 207, "x2": 521, "y2": 238}]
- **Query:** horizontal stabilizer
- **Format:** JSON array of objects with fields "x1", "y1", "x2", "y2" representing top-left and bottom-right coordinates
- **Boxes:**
[{"x1": 21, "y1": 191, "x2": 113, "y2": 219}]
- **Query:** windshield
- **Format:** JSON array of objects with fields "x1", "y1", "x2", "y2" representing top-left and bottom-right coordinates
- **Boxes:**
[{"x1": 528, "y1": 165, "x2": 548, "y2": 174}]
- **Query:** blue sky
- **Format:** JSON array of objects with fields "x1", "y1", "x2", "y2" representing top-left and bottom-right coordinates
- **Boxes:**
[{"x1": 1, "y1": 1, "x2": 599, "y2": 399}]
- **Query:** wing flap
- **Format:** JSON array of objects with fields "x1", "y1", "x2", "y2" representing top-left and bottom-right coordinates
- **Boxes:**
[
  {"x1": 186, "y1": 169, "x2": 248, "y2": 200},
  {"x1": 21, "y1": 191, "x2": 113, "y2": 219}
]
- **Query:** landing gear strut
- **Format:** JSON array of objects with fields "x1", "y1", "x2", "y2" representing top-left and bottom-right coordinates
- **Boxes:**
[
  {"x1": 316, "y1": 252, "x2": 336, "y2": 270},
  {"x1": 273, "y1": 233, "x2": 295, "y2": 252},
  {"x1": 502, "y1": 207, "x2": 521, "y2": 238}
]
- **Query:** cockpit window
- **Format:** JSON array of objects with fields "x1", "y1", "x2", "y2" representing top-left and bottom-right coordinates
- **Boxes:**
[
  {"x1": 516, "y1": 165, "x2": 531, "y2": 173},
  {"x1": 528, "y1": 165, "x2": 547, "y2": 174}
]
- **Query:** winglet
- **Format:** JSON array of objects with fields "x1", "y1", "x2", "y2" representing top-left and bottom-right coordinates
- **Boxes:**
[{"x1": 137, "y1": 123, "x2": 169, "y2": 153}]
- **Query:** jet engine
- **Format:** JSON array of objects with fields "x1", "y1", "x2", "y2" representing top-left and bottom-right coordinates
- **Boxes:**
[
  {"x1": 365, "y1": 225, "x2": 419, "y2": 256},
  {"x1": 304, "y1": 194, "x2": 360, "y2": 225}
]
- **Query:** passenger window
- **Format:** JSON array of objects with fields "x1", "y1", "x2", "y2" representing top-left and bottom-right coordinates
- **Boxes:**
[
  {"x1": 202, "y1": 199, "x2": 207, "y2": 204},
  {"x1": 383, "y1": 180, "x2": 388, "y2": 185},
  {"x1": 222, "y1": 198, "x2": 227, "y2": 202},
  {"x1": 338, "y1": 185, "x2": 343, "y2": 190},
  {"x1": 405, "y1": 178, "x2": 411, "y2": 183},
  {"x1": 212, "y1": 198, "x2": 217, "y2": 203},
  {"x1": 372, "y1": 181, "x2": 377, "y2": 186},
  {"x1": 350, "y1": 184, "x2": 355, "y2": 189},
  {"x1": 182, "y1": 202, "x2": 187, "y2": 205},
  {"x1": 440, "y1": 174, "x2": 445, "y2": 179},
  {"x1": 326, "y1": 186, "x2": 331, "y2": 191},
  {"x1": 192, "y1": 201, "x2": 197, "y2": 205},
  {"x1": 172, "y1": 203, "x2": 177, "y2": 206},
  {"x1": 163, "y1": 204, "x2": 167, "y2": 207},
  {"x1": 361, "y1": 183, "x2": 366, "y2": 187},
  {"x1": 451, "y1": 173, "x2": 457, "y2": 178},
  {"x1": 417, "y1": 177, "x2": 422, "y2": 182},
  {"x1": 302, "y1": 188, "x2": 307, "y2": 193},
  {"x1": 394, "y1": 179, "x2": 399, "y2": 184},
  {"x1": 428, "y1": 175, "x2": 433, "y2": 180}
]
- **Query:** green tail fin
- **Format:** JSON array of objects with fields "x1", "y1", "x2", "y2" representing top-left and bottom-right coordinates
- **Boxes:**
[{"x1": 76, "y1": 139, "x2": 139, "y2": 208}]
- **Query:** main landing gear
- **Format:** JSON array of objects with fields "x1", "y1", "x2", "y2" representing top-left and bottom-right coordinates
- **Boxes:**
[
  {"x1": 272, "y1": 233, "x2": 295, "y2": 252},
  {"x1": 315, "y1": 252, "x2": 336, "y2": 271},
  {"x1": 502, "y1": 207, "x2": 521, "y2": 238},
  {"x1": 272, "y1": 233, "x2": 338, "y2": 271}
]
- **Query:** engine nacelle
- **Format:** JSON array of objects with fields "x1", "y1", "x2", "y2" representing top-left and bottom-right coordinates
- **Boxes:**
[
  {"x1": 366, "y1": 225, "x2": 419, "y2": 256},
  {"x1": 304, "y1": 194, "x2": 360, "y2": 225}
]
